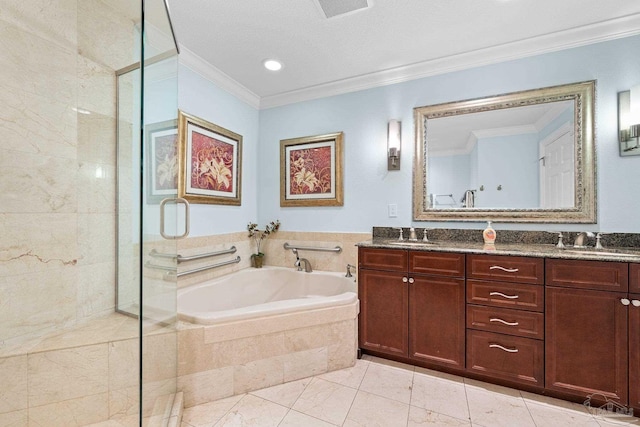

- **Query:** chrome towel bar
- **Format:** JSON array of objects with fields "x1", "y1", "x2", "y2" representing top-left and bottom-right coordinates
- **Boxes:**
[
  {"x1": 149, "y1": 246, "x2": 237, "y2": 263},
  {"x1": 283, "y1": 242, "x2": 342, "y2": 253}
]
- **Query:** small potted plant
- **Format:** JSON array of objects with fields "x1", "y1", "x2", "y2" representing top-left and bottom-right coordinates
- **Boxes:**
[{"x1": 247, "y1": 220, "x2": 280, "y2": 268}]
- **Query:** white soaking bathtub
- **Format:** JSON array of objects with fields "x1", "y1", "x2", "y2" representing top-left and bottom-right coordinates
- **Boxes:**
[{"x1": 177, "y1": 266, "x2": 357, "y2": 325}]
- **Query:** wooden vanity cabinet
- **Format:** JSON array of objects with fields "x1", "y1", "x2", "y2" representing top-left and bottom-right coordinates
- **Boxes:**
[
  {"x1": 465, "y1": 254, "x2": 545, "y2": 389},
  {"x1": 629, "y1": 264, "x2": 640, "y2": 412},
  {"x1": 358, "y1": 247, "x2": 466, "y2": 370},
  {"x1": 545, "y1": 259, "x2": 629, "y2": 404}
]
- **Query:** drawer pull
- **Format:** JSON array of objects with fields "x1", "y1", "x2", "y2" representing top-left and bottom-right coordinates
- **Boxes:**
[
  {"x1": 489, "y1": 343, "x2": 519, "y2": 353},
  {"x1": 621, "y1": 298, "x2": 631, "y2": 306},
  {"x1": 490, "y1": 317, "x2": 519, "y2": 326},
  {"x1": 402, "y1": 277, "x2": 408, "y2": 283},
  {"x1": 489, "y1": 291, "x2": 519, "y2": 299},
  {"x1": 490, "y1": 265, "x2": 519, "y2": 273},
  {"x1": 408, "y1": 278, "x2": 415, "y2": 284},
  {"x1": 633, "y1": 300, "x2": 640, "y2": 307}
]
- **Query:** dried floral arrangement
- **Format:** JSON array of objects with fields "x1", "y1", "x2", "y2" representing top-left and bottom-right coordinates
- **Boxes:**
[{"x1": 247, "y1": 220, "x2": 281, "y2": 255}]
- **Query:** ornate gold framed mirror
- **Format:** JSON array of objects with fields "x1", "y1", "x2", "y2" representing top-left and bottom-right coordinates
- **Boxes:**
[{"x1": 413, "y1": 80, "x2": 596, "y2": 223}]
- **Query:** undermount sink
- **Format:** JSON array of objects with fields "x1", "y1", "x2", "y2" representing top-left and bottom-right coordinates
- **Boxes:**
[
  {"x1": 563, "y1": 249, "x2": 640, "y2": 258},
  {"x1": 388, "y1": 240, "x2": 439, "y2": 246}
]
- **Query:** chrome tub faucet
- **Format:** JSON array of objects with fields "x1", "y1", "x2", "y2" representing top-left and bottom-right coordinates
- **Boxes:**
[{"x1": 292, "y1": 248, "x2": 313, "y2": 272}]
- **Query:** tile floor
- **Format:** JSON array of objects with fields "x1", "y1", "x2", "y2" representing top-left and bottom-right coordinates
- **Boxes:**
[{"x1": 181, "y1": 355, "x2": 640, "y2": 427}]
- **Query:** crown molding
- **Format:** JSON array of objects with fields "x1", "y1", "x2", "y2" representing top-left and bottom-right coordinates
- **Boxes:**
[
  {"x1": 178, "y1": 46, "x2": 261, "y2": 109},
  {"x1": 259, "y1": 13, "x2": 640, "y2": 109},
  {"x1": 175, "y1": 14, "x2": 640, "y2": 110}
]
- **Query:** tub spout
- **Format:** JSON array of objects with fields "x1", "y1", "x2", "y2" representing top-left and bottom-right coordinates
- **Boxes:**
[{"x1": 296, "y1": 258, "x2": 313, "y2": 273}]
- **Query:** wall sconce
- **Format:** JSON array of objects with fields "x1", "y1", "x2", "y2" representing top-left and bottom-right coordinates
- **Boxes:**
[
  {"x1": 619, "y1": 84, "x2": 640, "y2": 154},
  {"x1": 387, "y1": 119, "x2": 401, "y2": 170}
]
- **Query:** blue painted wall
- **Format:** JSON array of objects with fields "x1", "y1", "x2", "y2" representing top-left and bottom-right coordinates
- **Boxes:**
[
  {"x1": 179, "y1": 34, "x2": 640, "y2": 235},
  {"x1": 258, "y1": 35, "x2": 640, "y2": 233}
]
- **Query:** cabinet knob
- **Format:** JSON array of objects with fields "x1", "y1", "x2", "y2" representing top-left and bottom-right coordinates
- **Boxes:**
[
  {"x1": 621, "y1": 298, "x2": 631, "y2": 306},
  {"x1": 632, "y1": 300, "x2": 640, "y2": 307},
  {"x1": 402, "y1": 277, "x2": 408, "y2": 283},
  {"x1": 408, "y1": 278, "x2": 415, "y2": 284}
]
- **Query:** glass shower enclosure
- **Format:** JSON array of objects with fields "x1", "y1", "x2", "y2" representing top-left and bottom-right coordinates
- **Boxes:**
[{"x1": 117, "y1": 0, "x2": 182, "y2": 424}]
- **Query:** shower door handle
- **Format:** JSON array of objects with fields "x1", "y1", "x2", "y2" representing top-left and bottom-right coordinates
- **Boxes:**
[{"x1": 160, "y1": 197, "x2": 190, "y2": 240}]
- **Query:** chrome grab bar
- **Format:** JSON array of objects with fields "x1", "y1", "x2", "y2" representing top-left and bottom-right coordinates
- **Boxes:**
[
  {"x1": 174, "y1": 256, "x2": 241, "y2": 277},
  {"x1": 149, "y1": 246, "x2": 237, "y2": 263},
  {"x1": 283, "y1": 242, "x2": 342, "y2": 253},
  {"x1": 145, "y1": 256, "x2": 241, "y2": 278},
  {"x1": 144, "y1": 261, "x2": 176, "y2": 272}
]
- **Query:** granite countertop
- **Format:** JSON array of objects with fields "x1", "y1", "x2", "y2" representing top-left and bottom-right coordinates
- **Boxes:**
[{"x1": 358, "y1": 227, "x2": 640, "y2": 263}]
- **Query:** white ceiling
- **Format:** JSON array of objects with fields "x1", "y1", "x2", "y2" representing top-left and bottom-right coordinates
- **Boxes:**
[{"x1": 167, "y1": 0, "x2": 640, "y2": 108}]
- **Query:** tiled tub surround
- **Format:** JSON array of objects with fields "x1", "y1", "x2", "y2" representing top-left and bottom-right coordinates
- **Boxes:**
[
  {"x1": 175, "y1": 231, "x2": 369, "y2": 288},
  {"x1": 177, "y1": 300, "x2": 359, "y2": 408}
]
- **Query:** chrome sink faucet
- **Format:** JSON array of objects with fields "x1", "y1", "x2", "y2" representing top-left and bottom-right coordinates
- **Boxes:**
[{"x1": 573, "y1": 231, "x2": 595, "y2": 248}]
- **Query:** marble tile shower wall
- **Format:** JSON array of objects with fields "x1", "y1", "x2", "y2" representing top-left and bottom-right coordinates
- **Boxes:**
[
  {"x1": 1, "y1": 0, "x2": 136, "y2": 344},
  {"x1": 176, "y1": 231, "x2": 370, "y2": 288},
  {"x1": 1, "y1": 1, "x2": 140, "y2": 425}
]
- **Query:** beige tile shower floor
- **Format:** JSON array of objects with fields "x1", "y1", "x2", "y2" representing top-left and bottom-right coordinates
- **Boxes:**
[{"x1": 181, "y1": 355, "x2": 640, "y2": 427}]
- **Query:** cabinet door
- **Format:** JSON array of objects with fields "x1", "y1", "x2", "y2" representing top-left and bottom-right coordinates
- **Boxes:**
[
  {"x1": 409, "y1": 275, "x2": 465, "y2": 369},
  {"x1": 629, "y1": 293, "x2": 640, "y2": 412},
  {"x1": 358, "y1": 269, "x2": 408, "y2": 357},
  {"x1": 546, "y1": 286, "x2": 628, "y2": 403}
]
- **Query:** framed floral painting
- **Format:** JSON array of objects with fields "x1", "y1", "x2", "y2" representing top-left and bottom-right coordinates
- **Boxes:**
[
  {"x1": 146, "y1": 119, "x2": 178, "y2": 204},
  {"x1": 177, "y1": 111, "x2": 242, "y2": 205},
  {"x1": 280, "y1": 132, "x2": 343, "y2": 207}
]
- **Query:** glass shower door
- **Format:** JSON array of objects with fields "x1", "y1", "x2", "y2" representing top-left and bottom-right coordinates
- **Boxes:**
[{"x1": 141, "y1": 0, "x2": 181, "y2": 423}]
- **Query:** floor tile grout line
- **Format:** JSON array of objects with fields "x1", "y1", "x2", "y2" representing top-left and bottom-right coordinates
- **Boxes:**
[
  {"x1": 517, "y1": 389, "x2": 539, "y2": 427},
  {"x1": 462, "y1": 377, "x2": 474, "y2": 425},
  {"x1": 406, "y1": 369, "x2": 415, "y2": 427}
]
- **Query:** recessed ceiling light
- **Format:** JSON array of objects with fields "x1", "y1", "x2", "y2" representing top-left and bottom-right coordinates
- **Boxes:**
[{"x1": 263, "y1": 59, "x2": 283, "y2": 71}]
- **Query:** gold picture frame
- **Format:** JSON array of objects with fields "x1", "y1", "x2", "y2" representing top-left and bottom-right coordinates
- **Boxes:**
[
  {"x1": 280, "y1": 132, "x2": 344, "y2": 207},
  {"x1": 178, "y1": 110, "x2": 242, "y2": 205}
]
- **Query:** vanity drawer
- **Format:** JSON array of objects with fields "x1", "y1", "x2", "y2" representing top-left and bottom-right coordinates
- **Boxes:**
[
  {"x1": 467, "y1": 330, "x2": 544, "y2": 388},
  {"x1": 467, "y1": 305, "x2": 544, "y2": 340},
  {"x1": 467, "y1": 279, "x2": 544, "y2": 312},
  {"x1": 467, "y1": 255, "x2": 544, "y2": 284},
  {"x1": 546, "y1": 258, "x2": 628, "y2": 292},
  {"x1": 359, "y1": 247, "x2": 407, "y2": 272},
  {"x1": 409, "y1": 251, "x2": 465, "y2": 278}
]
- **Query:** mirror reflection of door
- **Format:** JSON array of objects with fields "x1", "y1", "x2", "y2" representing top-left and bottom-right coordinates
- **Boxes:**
[{"x1": 540, "y1": 124, "x2": 574, "y2": 208}]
